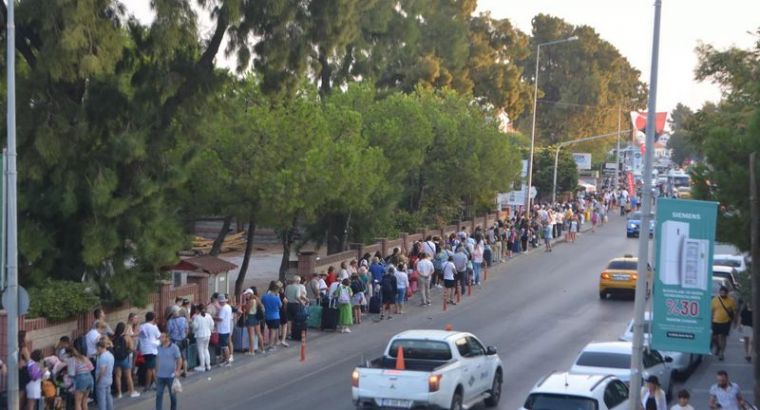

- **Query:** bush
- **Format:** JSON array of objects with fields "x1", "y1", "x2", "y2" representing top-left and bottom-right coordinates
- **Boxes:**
[{"x1": 27, "y1": 279, "x2": 100, "y2": 321}]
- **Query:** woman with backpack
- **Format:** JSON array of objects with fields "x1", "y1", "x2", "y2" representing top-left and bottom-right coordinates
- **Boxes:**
[
  {"x1": 112, "y1": 322, "x2": 140, "y2": 399},
  {"x1": 350, "y1": 273, "x2": 365, "y2": 325},
  {"x1": 66, "y1": 346, "x2": 94, "y2": 410},
  {"x1": 335, "y1": 278, "x2": 354, "y2": 333}
]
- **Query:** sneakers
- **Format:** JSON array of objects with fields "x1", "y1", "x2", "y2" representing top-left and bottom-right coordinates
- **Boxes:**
[
  {"x1": 344, "y1": 328, "x2": 351, "y2": 333},
  {"x1": 280, "y1": 341, "x2": 289, "y2": 348},
  {"x1": 129, "y1": 392, "x2": 141, "y2": 398},
  {"x1": 228, "y1": 355, "x2": 234, "y2": 363},
  {"x1": 194, "y1": 366, "x2": 205, "y2": 372},
  {"x1": 116, "y1": 394, "x2": 122, "y2": 400}
]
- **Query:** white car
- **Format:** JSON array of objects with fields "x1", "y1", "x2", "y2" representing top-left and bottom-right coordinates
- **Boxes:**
[
  {"x1": 352, "y1": 330, "x2": 503, "y2": 409},
  {"x1": 520, "y1": 372, "x2": 630, "y2": 410},
  {"x1": 619, "y1": 313, "x2": 702, "y2": 379},
  {"x1": 712, "y1": 265, "x2": 740, "y2": 290},
  {"x1": 570, "y1": 341, "x2": 674, "y2": 400},
  {"x1": 714, "y1": 254, "x2": 747, "y2": 273}
]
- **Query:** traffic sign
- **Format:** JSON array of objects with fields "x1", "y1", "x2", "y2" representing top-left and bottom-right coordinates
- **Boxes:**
[{"x1": 2, "y1": 286, "x2": 29, "y2": 316}]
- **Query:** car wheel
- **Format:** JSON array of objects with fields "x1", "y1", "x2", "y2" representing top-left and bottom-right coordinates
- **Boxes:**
[
  {"x1": 450, "y1": 390, "x2": 463, "y2": 410},
  {"x1": 666, "y1": 376, "x2": 674, "y2": 401},
  {"x1": 599, "y1": 291, "x2": 606, "y2": 300},
  {"x1": 484, "y1": 370, "x2": 502, "y2": 407}
]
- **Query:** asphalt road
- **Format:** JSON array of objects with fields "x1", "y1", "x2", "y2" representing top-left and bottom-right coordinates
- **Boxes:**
[{"x1": 123, "y1": 214, "x2": 641, "y2": 410}]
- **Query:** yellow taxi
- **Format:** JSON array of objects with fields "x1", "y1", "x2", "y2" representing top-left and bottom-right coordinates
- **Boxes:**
[
  {"x1": 677, "y1": 187, "x2": 692, "y2": 199},
  {"x1": 599, "y1": 255, "x2": 651, "y2": 299}
]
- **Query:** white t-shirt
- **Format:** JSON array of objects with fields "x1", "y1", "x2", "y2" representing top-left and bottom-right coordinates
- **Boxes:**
[
  {"x1": 328, "y1": 282, "x2": 340, "y2": 299},
  {"x1": 421, "y1": 241, "x2": 436, "y2": 258},
  {"x1": 85, "y1": 328, "x2": 102, "y2": 358},
  {"x1": 442, "y1": 261, "x2": 456, "y2": 280},
  {"x1": 138, "y1": 322, "x2": 161, "y2": 355},
  {"x1": 192, "y1": 313, "x2": 215, "y2": 339},
  {"x1": 670, "y1": 405, "x2": 694, "y2": 410},
  {"x1": 395, "y1": 270, "x2": 409, "y2": 289},
  {"x1": 416, "y1": 259, "x2": 434, "y2": 278},
  {"x1": 217, "y1": 304, "x2": 233, "y2": 334}
]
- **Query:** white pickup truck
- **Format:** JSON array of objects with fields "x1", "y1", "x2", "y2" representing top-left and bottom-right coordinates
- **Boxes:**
[{"x1": 351, "y1": 330, "x2": 503, "y2": 410}]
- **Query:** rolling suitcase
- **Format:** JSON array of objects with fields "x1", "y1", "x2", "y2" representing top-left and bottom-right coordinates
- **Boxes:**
[
  {"x1": 307, "y1": 305, "x2": 322, "y2": 329},
  {"x1": 186, "y1": 342, "x2": 199, "y2": 370},
  {"x1": 321, "y1": 299, "x2": 339, "y2": 331},
  {"x1": 233, "y1": 326, "x2": 249, "y2": 352},
  {"x1": 369, "y1": 294, "x2": 381, "y2": 314}
]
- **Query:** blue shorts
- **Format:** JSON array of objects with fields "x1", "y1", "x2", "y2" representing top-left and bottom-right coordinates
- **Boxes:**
[
  {"x1": 218, "y1": 333, "x2": 230, "y2": 348},
  {"x1": 396, "y1": 288, "x2": 406, "y2": 304},
  {"x1": 114, "y1": 356, "x2": 132, "y2": 369},
  {"x1": 246, "y1": 315, "x2": 259, "y2": 327},
  {"x1": 74, "y1": 373, "x2": 94, "y2": 392}
]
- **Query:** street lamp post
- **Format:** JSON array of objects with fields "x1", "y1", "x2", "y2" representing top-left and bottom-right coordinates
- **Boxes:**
[{"x1": 526, "y1": 36, "x2": 579, "y2": 214}]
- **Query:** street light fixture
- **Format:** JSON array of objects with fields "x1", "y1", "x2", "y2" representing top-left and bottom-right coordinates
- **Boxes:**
[{"x1": 525, "y1": 35, "x2": 579, "y2": 215}]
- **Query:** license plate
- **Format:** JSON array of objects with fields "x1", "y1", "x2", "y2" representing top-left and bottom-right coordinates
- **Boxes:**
[
  {"x1": 613, "y1": 275, "x2": 629, "y2": 281},
  {"x1": 380, "y1": 399, "x2": 412, "y2": 408}
]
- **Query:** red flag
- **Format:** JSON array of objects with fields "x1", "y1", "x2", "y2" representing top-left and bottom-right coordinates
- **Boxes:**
[{"x1": 630, "y1": 111, "x2": 667, "y2": 135}]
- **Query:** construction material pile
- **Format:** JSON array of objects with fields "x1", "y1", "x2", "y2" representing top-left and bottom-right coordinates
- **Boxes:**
[{"x1": 191, "y1": 231, "x2": 247, "y2": 255}]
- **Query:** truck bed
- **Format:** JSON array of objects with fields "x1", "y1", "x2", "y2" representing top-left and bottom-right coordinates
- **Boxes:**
[{"x1": 364, "y1": 356, "x2": 452, "y2": 372}]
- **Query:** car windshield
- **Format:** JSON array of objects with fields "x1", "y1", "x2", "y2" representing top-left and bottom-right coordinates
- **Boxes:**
[
  {"x1": 607, "y1": 261, "x2": 638, "y2": 270},
  {"x1": 711, "y1": 279, "x2": 728, "y2": 295},
  {"x1": 714, "y1": 259, "x2": 741, "y2": 268},
  {"x1": 388, "y1": 339, "x2": 452, "y2": 361},
  {"x1": 524, "y1": 393, "x2": 598, "y2": 410},
  {"x1": 576, "y1": 352, "x2": 631, "y2": 369}
]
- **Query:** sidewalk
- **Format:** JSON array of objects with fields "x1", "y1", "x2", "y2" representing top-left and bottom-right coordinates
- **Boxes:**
[
  {"x1": 677, "y1": 331, "x2": 755, "y2": 408},
  {"x1": 118, "y1": 216, "x2": 602, "y2": 409}
]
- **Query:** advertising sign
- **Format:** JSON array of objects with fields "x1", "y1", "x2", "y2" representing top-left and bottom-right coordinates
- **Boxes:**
[
  {"x1": 499, "y1": 186, "x2": 536, "y2": 207},
  {"x1": 572, "y1": 153, "x2": 592, "y2": 170},
  {"x1": 605, "y1": 162, "x2": 618, "y2": 170},
  {"x1": 521, "y1": 160, "x2": 529, "y2": 178},
  {"x1": 651, "y1": 198, "x2": 718, "y2": 354}
]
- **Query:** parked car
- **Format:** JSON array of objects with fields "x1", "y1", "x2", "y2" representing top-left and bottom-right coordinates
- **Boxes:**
[
  {"x1": 520, "y1": 372, "x2": 630, "y2": 410},
  {"x1": 712, "y1": 266, "x2": 740, "y2": 290},
  {"x1": 351, "y1": 330, "x2": 503, "y2": 409},
  {"x1": 714, "y1": 254, "x2": 747, "y2": 273},
  {"x1": 570, "y1": 341, "x2": 674, "y2": 400},
  {"x1": 619, "y1": 313, "x2": 702, "y2": 379}
]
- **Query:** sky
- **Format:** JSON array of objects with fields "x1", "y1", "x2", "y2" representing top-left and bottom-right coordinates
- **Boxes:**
[
  {"x1": 477, "y1": 0, "x2": 759, "y2": 113},
  {"x1": 129, "y1": 0, "x2": 760, "y2": 114}
]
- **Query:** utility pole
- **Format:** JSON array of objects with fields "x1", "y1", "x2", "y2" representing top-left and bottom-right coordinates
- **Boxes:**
[
  {"x1": 630, "y1": 1, "x2": 662, "y2": 409},
  {"x1": 5, "y1": 0, "x2": 20, "y2": 407},
  {"x1": 750, "y1": 152, "x2": 759, "y2": 401}
]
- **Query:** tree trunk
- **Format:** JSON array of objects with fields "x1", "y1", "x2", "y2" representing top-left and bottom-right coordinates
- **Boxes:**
[
  {"x1": 318, "y1": 48, "x2": 332, "y2": 98},
  {"x1": 278, "y1": 216, "x2": 300, "y2": 282},
  {"x1": 210, "y1": 215, "x2": 232, "y2": 256},
  {"x1": 234, "y1": 217, "x2": 256, "y2": 298}
]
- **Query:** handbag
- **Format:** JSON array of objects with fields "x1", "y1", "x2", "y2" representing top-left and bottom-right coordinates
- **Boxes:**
[
  {"x1": 209, "y1": 331, "x2": 220, "y2": 346},
  {"x1": 236, "y1": 313, "x2": 246, "y2": 328},
  {"x1": 134, "y1": 352, "x2": 145, "y2": 367}
]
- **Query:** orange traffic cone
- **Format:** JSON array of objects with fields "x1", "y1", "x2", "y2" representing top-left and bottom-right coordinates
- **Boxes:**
[
  {"x1": 395, "y1": 346, "x2": 405, "y2": 370},
  {"x1": 444, "y1": 324, "x2": 453, "y2": 331},
  {"x1": 300, "y1": 330, "x2": 306, "y2": 362}
]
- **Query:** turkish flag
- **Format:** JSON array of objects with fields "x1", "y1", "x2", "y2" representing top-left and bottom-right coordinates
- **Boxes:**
[{"x1": 630, "y1": 111, "x2": 667, "y2": 136}]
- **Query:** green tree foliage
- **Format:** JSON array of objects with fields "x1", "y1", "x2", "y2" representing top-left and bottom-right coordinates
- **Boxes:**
[
  {"x1": 666, "y1": 103, "x2": 698, "y2": 166},
  {"x1": 518, "y1": 14, "x2": 647, "y2": 160},
  {"x1": 686, "y1": 34, "x2": 760, "y2": 251},
  {"x1": 531, "y1": 148, "x2": 579, "y2": 202}
]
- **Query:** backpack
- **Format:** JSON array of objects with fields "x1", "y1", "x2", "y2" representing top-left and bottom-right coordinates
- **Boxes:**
[
  {"x1": 18, "y1": 365, "x2": 30, "y2": 387},
  {"x1": 350, "y1": 279, "x2": 364, "y2": 294},
  {"x1": 112, "y1": 335, "x2": 130, "y2": 361},
  {"x1": 337, "y1": 286, "x2": 351, "y2": 305},
  {"x1": 73, "y1": 335, "x2": 87, "y2": 356},
  {"x1": 381, "y1": 276, "x2": 395, "y2": 294}
]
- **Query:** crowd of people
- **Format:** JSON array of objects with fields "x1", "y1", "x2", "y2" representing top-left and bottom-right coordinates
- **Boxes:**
[{"x1": 5, "y1": 190, "x2": 643, "y2": 410}]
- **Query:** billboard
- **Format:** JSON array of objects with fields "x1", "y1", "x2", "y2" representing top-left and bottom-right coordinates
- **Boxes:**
[
  {"x1": 572, "y1": 153, "x2": 592, "y2": 170},
  {"x1": 651, "y1": 198, "x2": 718, "y2": 354}
]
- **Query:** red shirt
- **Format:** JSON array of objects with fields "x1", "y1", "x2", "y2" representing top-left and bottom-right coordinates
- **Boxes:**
[{"x1": 326, "y1": 272, "x2": 337, "y2": 287}]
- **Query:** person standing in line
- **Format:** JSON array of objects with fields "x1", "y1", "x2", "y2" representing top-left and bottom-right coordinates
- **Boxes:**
[
  {"x1": 261, "y1": 281, "x2": 287, "y2": 351},
  {"x1": 155, "y1": 333, "x2": 181, "y2": 410},
  {"x1": 671, "y1": 390, "x2": 694, "y2": 410},
  {"x1": 241, "y1": 288, "x2": 263, "y2": 355},
  {"x1": 66, "y1": 346, "x2": 94, "y2": 410},
  {"x1": 380, "y1": 267, "x2": 397, "y2": 320},
  {"x1": 471, "y1": 240, "x2": 484, "y2": 285},
  {"x1": 442, "y1": 256, "x2": 457, "y2": 306},
  {"x1": 191, "y1": 303, "x2": 215, "y2": 372},
  {"x1": 711, "y1": 286, "x2": 737, "y2": 361},
  {"x1": 350, "y1": 273, "x2": 365, "y2": 325},
  {"x1": 285, "y1": 276, "x2": 309, "y2": 339},
  {"x1": 394, "y1": 263, "x2": 410, "y2": 314},
  {"x1": 640, "y1": 375, "x2": 667, "y2": 410},
  {"x1": 336, "y1": 278, "x2": 354, "y2": 333},
  {"x1": 452, "y1": 246, "x2": 468, "y2": 297},
  {"x1": 739, "y1": 301, "x2": 753, "y2": 362},
  {"x1": 416, "y1": 252, "x2": 434, "y2": 306},
  {"x1": 138, "y1": 312, "x2": 161, "y2": 391},
  {"x1": 709, "y1": 370, "x2": 745, "y2": 410},
  {"x1": 95, "y1": 339, "x2": 114, "y2": 410},
  {"x1": 112, "y1": 322, "x2": 140, "y2": 398},
  {"x1": 215, "y1": 294, "x2": 233, "y2": 367},
  {"x1": 25, "y1": 350, "x2": 44, "y2": 410},
  {"x1": 166, "y1": 307, "x2": 188, "y2": 377}
]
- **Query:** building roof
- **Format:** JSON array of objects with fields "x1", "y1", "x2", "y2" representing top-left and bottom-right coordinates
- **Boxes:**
[{"x1": 176, "y1": 255, "x2": 238, "y2": 275}]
